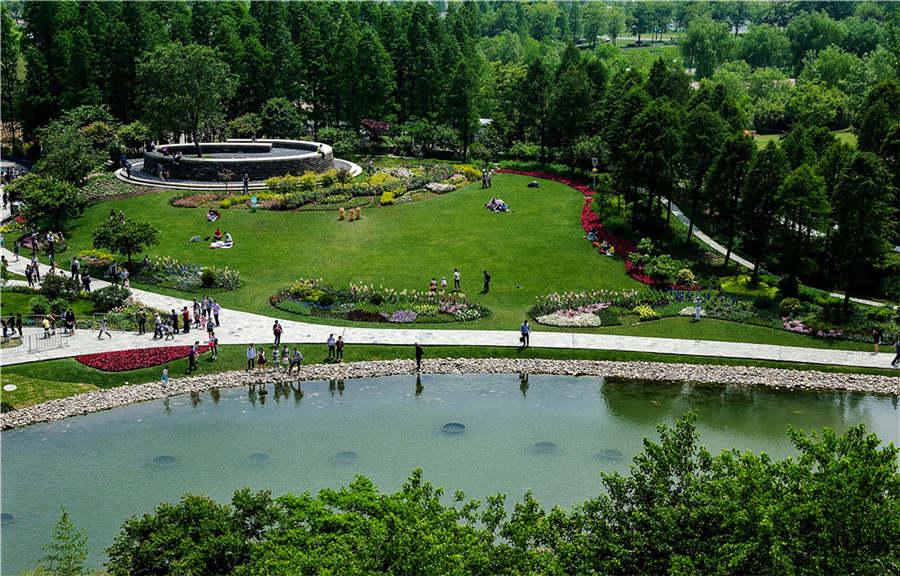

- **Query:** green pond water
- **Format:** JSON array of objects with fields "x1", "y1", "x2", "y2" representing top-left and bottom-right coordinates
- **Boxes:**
[{"x1": 2, "y1": 373, "x2": 898, "y2": 574}]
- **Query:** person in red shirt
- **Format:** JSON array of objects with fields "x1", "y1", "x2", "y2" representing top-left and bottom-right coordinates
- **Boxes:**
[{"x1": 181, "y1": 307, "x2": 191, "y2": 334}]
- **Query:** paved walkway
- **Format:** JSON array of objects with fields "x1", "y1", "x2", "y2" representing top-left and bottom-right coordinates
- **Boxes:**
[
  {"x1": 667, "y1": 199, "x2": 891, "y2": 308},
  {"x1": 1, "y1": 247, "x2": 896, "y2": 370}
]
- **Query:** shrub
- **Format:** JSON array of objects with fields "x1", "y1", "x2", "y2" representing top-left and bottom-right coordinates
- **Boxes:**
[
  {"x1": 644, "y1": 254, "x2": 680, "y2": 286},
  {"x1": 40, "y1": 274, "x2": 81, "y2": 300},
  {"x1": 779, "y1": 297, "x2": 803, "y2": 318},
  {"x1": 91, "y1": 285, "x2": 131, "y2": 312},
  {"x1": 321, "y1": 193, "x2": 351, "y2": 205},
  {"x1": 30, "y1": 295, "x2": 51, "y2": 315},
  {"x1": 317, "y1": 293, "x2": 335, "y2": 307},
  {"x1": 675, "y1": 268, "x2": 697, "y2": 287},
  {"x1": 298, "y1": 172, "x2": 319, "y2": 191},
  {"x1": 778, "y1": 275, "x2": 800, "y2": 298},
  {"x1": 201, "y1": 267, "x2": 216, "y2": 288},
  {"x1": 77, "y1": 248, "x2": 116, "y2": 268},
  {"x1": 865, "y1": 307, "x2": 895, "y2": 323},
  {"x1": 81, "y1": 173, "x2": 136, "y2": 203},
  {"x1": 320, "y1": 169, "x2": 339, "y2": 187},
  {"x1": 49, "y1": 297, "x2": 69, "y2": 314},
  {"x1": 632, "y1": 304, "x2": 659, "y2": 321},
  {"x1": 720, "y1": 275, "x2": 778, "y2": 298},
  {"x1": 753, "y1": 295, "x2": 777, "y2": 309},
  {"x1": 266, "y1": 175, "x2": 300, "y2": 196},
  {"x1": 453, "y1": 165, "x2": 482, "y2": 182},
  {"x1": 381, "y1": 191, "x2": 395, "y2": 205},
  {"x1": 704, "y1": 275, "x2": 722, "y2": 291}
]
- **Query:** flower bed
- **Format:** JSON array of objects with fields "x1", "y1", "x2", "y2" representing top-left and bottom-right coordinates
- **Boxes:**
[
  {"x1": 270, "y1": 278, "x2": 490, "y2": 324},
  {"x1": 75, "y1": 345, "x2": 208, "y2": 372},
  {"x1": 138, "y1": 256, "x2": 241, "y2": 291}
]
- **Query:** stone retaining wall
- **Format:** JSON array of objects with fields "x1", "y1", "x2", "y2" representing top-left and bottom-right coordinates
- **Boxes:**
[
  {"x1": 142, "y1": 140, "x2": 334, "y2": 181},
  {"x1": 2, "y1": 359, "x2": 897, "y2": 430}
]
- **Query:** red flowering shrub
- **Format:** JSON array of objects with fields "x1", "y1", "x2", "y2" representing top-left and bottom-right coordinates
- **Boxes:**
[{"x1": 76, "y1": 346, "x2": 209, "y2": 372}]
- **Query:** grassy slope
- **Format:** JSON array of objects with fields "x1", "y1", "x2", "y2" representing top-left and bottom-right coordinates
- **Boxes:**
[
  {"x1": 55, "y1": 174, "x2": 640, "y2": 328},
  {"x1": 2, "y1": 343, "x2": 896, "y2": 409}
]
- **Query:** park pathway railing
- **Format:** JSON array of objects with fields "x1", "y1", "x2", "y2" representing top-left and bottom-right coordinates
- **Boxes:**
[{"x1": 24, "y1": 331, "x2": 69, "y2": 354}]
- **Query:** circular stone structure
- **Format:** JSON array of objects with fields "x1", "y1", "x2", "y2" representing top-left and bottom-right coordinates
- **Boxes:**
[
  {"x1": 596, "y1": 449, "x2": 624, "y2": 462},
  {"x1": 334, "y1": 451, "x2": 359, "y2": 463},
  {"x1": 152, "y1": 455, "x2": 177, "y2": 467},
  {"x1": 142, "y1": 139, "x2": 335, "y2": 182},
  {"x1": 441, "y1": 422, "x2": 466, "y2": 434},
  {"x1": 247, "y1": 452, "x2": 272, "y2": 465},
  {"x1": 0, "y1": 513, "x2": 13, "y2": 525},
  {"x1": 531, "y1": 441, "x2": 558, "y2": 454}
]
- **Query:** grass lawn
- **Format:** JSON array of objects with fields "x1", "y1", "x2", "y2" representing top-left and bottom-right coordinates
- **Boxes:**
[
  {"x1": 2, "y1": 343, "x2": 896, "y2": 409},
  {"x1": 54, "y1": 174, "x2": 641, "y2": 329},
  {"x1": 753, "y1": 129, "x2": 857, "y2": 148}
]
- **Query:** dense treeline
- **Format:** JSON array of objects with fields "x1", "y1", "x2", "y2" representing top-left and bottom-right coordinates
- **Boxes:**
[
  {"x1": 54, "y1": 418, "x2": 896, "y2": 575},
  {"x1": 2, "y1": 1, "x2": 898, "y2": 299}
]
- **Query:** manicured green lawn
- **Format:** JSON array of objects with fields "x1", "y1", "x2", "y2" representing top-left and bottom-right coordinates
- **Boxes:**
[
  {"x1": 2, "y1": 343, "x2": 895, "y2": 408},
  {"x1": 753, "y1": 130, "x2": 857, "y2": 147},
  {"x1": 55, "y1": 174, "x2": 641, "y2": 328}
]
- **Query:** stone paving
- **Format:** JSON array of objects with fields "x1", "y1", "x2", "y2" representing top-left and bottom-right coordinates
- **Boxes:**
[{"x1": 1, "y1": 247, "x2": 897, "y2": 370}]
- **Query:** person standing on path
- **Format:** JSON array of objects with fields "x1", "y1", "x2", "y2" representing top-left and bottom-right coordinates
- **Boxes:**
[
  {"x1": 873, "y1": 327, "x2": 882, "y2": 355},
  {"x1": 161, "y1": 366, "x2": 169, "y2": 387},
  {"x1": 137, "y1": 309, "x2": 146, "y2": 335},
  {"x1": 98, "y1": 318, "x2": 111, "y2": 339},
  {"x1": 453, "y1": 268, "x2": 460, "y2": 291},
  {"x1": 520, "y1": 320, "x2": 530, "y2": 349},
  {"x1": 415, "y1": 343, "x2": 424, "y2": 372},
  {"x1": 171, "y1": 309, "x2": 179, "y2": 334},
  {"x1": 273, "y1": 320, "x2": 283, "y2": 347},
  {"x1": 181, "y1": 307, "x2": 190, "y2": 334},
  {"x1": 15, "y1": 313, "x2": 23, "y2": 337},
  {"x1": 70, "y1": 256, "x2": 80, "y2": 279},
  {"x1": 13, "y1": 240, "x2": 19, "y2": 262},
  {"x1": 206, "y1": 317, "x2": 215, "y2": 339},
  {"x1": 336, "y1": 336, "x2": 344, "y2": 362},
  {"x1": 482, "y1": 270, "x2": 491, "y2": 294},
  {"x1": 246, "y1": 344, "x2": 256, "y2": 370},
  {"x1": 892, "y1": 337, "x2": 900, "y2": 368},
  {"x1": 81, "y1": 270, "x2": 91, "y2": 292},
  {"x1": 327, "y1": 334, "x2": 336, "y2": 360},
  {"x1": 212, "y1": 300, "x2": 220, "y2": 326},
  {"x1": 31, "y1": 254, "x2": 40, "y2": 282}
]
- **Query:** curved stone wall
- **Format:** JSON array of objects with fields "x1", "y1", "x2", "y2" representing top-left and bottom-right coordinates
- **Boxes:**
[{"x1": 142, "y1": 139, "x2": 334, "y2": 182}]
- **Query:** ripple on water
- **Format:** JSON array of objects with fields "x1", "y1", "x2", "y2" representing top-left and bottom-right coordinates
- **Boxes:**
[
  {"x1": 152, "y1": 455, "x2": 177, "y2": 467},
  {"x1": 247, "y1": 452, "x2": 272, "y2": 465},
  {"x1": 335, "y1": 451, "x2": 359, "y2": 463},
  {"x1": 441, "y1": 422, "x2": 466, "y2": 434},
  {"x1": 531, "y1": 441, "x2": 558, "y2": 454},
  {"x1": 596, "y1": 449, "x2": 624, "y2": 462}
]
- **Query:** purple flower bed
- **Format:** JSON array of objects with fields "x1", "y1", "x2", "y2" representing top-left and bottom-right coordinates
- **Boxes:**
[{"x1": 386, "y1": 310, "x2": 417, "y2": 323}]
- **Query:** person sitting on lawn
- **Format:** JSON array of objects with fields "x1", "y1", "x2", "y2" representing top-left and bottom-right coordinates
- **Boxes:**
[
  {"x1": 605, "y1": 244, "x2": 616, "y2": 257},
  {"x1": 213, "y1": 228, "x2": 222, "y2": 242},
  {"x1": 209, "y1": 232, "x2": 234, "y2": 249},
  {"x1": 207, "y1": 209, "x2": 220, "y2": 222}
]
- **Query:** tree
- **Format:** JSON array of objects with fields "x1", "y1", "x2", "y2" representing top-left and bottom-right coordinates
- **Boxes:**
[
  {"x1": 92, "y1": 217, "x2": 159, "y2": 266},
  {"x1": 682, "y1": 104, "x2": 729, "y2": 242},
  {"x1": 626, "y1": 98, "x2": 682, "y2": 228},
  {"x1": 260, "y1": 97, "x2": 302, "y2": 139},
  {"x1": 1, "y1": 5, "x2": 22, "y2": 145},
  {"x1": 739, "y1": 141, "x2": 788, "y2": 282},
  {"x1": 34, "y1": 121, "x2": 107, "y2": 186},
  {"x1": 775, "y1": 164, "x2": 829, "y2": 276},
  {"x1": 137, "y1": 43, "x2": 236, "y2": 156},
  {"x1": 855, "y1": 81, "x2": 900, "y2": 153},
  {"x1": 521, "y1": 58, "x2": 552, "y2": 162},
  {"x1": 117, "y1": 121, "x2": 152, "y2": 156},
  {"x1": 830, "y1": 152, "x2": 893, "y2": 307},
  {"x1": 683, "y1": 16, "x2": 733, "y2": 79},
  {"x1": 352, "y1": 26, "x2": 396, "y2": 125},
  {"x1": 705, "y1": 132, "x2": 755, "y2": 268},
  {"x1": 7, "y1": 175, "x2": 84, "y2": 232},
  {"x1": 40, "y1": 508, "x2": 88, "y2": 576},
  {"x1": 739, "y1": 24, "x2": 792, "y2": 70},
  {"x1": 786, "y1": 10, "x2": 843, "y2": 73}
]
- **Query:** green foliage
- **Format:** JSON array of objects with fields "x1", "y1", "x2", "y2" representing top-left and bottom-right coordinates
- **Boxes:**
[
  {"x1": 35, "y1": 121, "x2": 108, "y2": 185},
  {"x1": 260, "y1": 97, "x2": 301, "y2": 139},
  {"x1": 7, "y1": 174, "x2": 85, "y2": 231},
  {"x1": 779, "y1": 297, "x2": 803, "y2": 318},
  {"x1": 40, "y1": 508, "x2": 88, "y2": 576},
  {"x1": 103, "y1": 418, "x2": 900, "y2": 575},
  {"x1": 90, "y1": 285, "x2": 131, "y2": 313},
  {"x1": 720, "y1": 275, "x2": 779, "y2": 298},
  {"x1": 40, "y1": 274, "x2": 80, "y2": 301},
  {"x1": 29, "y1": 295, "x2": 51, "y2": 316},
  {"x1": 228, "y1": 113, "x2": 262, "y2": 139},
  {"x1": 92, "y1": 216, "x2": 159, "y2": 264}
]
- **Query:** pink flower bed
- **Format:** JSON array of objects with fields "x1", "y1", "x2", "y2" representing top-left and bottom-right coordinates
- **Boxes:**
[
  {"x1": 782, "y1": 318, "x2": 843, "y2": 339},
  {"x1": 76, "y1": 346, "x2": 209, "y2": 372}
]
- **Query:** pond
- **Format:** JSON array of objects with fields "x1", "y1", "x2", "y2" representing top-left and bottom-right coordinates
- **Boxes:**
[{"x1": 2, "y1": 374, "x2": 898, "y2": 574}]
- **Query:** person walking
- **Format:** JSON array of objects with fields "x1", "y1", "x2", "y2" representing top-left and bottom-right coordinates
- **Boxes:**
[
  {"x1": 336, "y1": 335, "x2": 344, "y2": 362},
  {"x1": 873, "y1": 327, "x2": 883, "y2": 355},
  {"x1": 892, "y1": 337, "x2": 900, "y2": 368},
  {"x1": 42, "y1": 316, "x2": 51, "y2": 339},
  {"x1": 81, "y1": 270, "x2": 91, "y2": 292},
  {"x1": 137, "y1": 309, "x2": 146, "y2": 335},
  {"x1": 453, "y1": 268, "x2": 460, "y2": 291},
  {"x1": 246, "y1": 344, "x2": 257, "y2": 370},
  {"x1": 242, "y1": 172, "x2": 250, "y2": 194},
  {"x1": 327, "y1": 334, "x2": 336, "y2": 360},
  {"x1": 415, "y1": 343, "x2": 424, "y2": 372},
  {"x1": 206, "y1": 317, "x2": 215, "y2": 339},
  {"x1": 70, "y1": 256, "x2": 80, "y2": 279},
  {"x1": 212, "y1": 300, "x2": 220, "y2": 326},
  {"x1": 31, "y1": 255, "x2": 40, "y2": 282},
  {"x1": 482, "y1": 270, "x2": 491, "y2": 294},
  {"x1": 273, "y1": 320, "x2": 283, "y2": 347},
  {"x1": 187, "y1": 341, "x2": 199, "y2": 373},
  {"x1": 171, "y1": 309, "x2": 179, "y2": 334},
  {"x1": 181, "y1": 307, "x2": 190, "y2": 334},
  {"x1": 153, "y1": 313, "x2": 162, "y2": 339},
  {"x1": 161, "y1": 366, "x2": 169, "y2": 387},
  {"x1": 13, "y1": 240, "x2": 19, "y2": 262},
  {"x1": 98, "y1": 318, "x2": 111, "y2": 339},
  {"x1": 209, "y1": 332, "x2": 218, "y2": 360},
  {"x1": 15, "y1": 313, "x2": 23, "y2": 337},
  {"x1": 520, "y1": 320, "x2": 530, "y2": 349}
]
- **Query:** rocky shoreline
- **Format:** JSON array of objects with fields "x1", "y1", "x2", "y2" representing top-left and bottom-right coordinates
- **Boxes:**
[{"x1": 2, "y1": 358, "x2": 898, "y2": 430}]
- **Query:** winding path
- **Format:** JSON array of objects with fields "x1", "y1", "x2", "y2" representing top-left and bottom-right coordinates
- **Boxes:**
[{"x1": 1, "y1": 247, "x2": 895, "y2": 371}]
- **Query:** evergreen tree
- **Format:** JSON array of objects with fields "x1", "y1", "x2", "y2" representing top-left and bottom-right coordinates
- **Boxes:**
[
  {"x1": 682, "y1": 103, "x2": 729, "y2": 242},
  {"x1": 739, "y1": 142, "x2": 789, "y2": 283},
  {"x1": 705, "y1": 132, "x2": 756, "y2": 269},
  {"x1": 40, "y1": 508, "x2": 88, "y2": 576}
]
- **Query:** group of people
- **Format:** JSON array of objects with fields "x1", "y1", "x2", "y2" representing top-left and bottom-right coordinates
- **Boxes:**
[
  {"x1": 428, "y1": 268, "x2": 462, "y2": 293},
  {"x1": 209, "y1": 230, "x2": 233, "y2": 249},
  {"x1": 1, "y1": 314, "x2": 23, "y2": 342},
  {"x1": 245, "y1": 343, "x2": 305, "y2": 373},
  {"x1": 481, "y1": 169, "x2": 494, "y2": 189},
  {"x1": 484, "y1": 197, "x2": 509, "y2": 212}
]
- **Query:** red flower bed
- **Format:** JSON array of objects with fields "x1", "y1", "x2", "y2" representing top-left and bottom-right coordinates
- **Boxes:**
[{"x1": 76, "y1": 345, "x2": 208, "y2": 372}]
